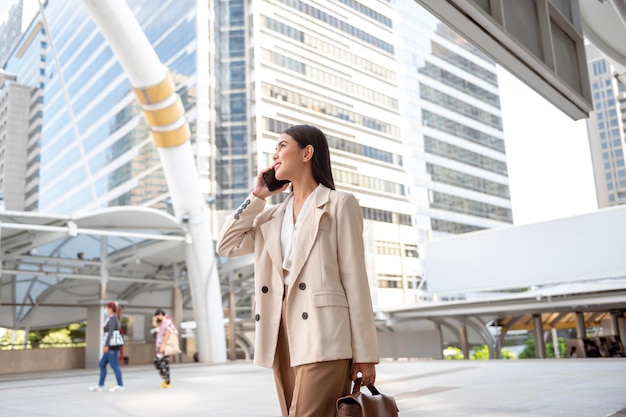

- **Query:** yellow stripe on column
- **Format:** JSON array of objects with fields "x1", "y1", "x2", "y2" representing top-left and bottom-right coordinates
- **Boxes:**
[
  {"x1": 150, "y1": 121, "x2": 191, "y2": 148},
  {"x1": 142, "y1": 96, "x2": 185, "y2": 126},
  {"x1": 133, "y1": 74, "x2": 175, "y2": 105}
]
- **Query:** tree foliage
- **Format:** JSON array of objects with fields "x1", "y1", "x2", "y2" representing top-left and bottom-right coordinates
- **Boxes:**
[
  {"x1": 444, "y1": 345, "x2": 517, "y2": 360},
  {"x1": 519, "y1": 334, "x2": 569, "y2": 358},
  {"x1": 519, "y1": 335, "x2": 536, "y2": 358},
  {"x1": 40, "y1": 328, "x2": 73, "y2": 348},
  {"x1": 472, "y1": 344, "x2": 490, "y2": 359},
  {"x1": 443, "y1": 346, "x2": 464, "y2": 360}
]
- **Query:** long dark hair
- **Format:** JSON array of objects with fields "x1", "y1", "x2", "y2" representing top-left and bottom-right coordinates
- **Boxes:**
[{"x1": 282, "y1": 124, "x2": 335, "y2": 190}]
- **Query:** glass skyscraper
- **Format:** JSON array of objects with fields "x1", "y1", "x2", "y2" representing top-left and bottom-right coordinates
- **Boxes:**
[
  {"x1": 2, "y1": 0, "x2": 511, "y2": 307},
  {"x1": 586, "y1": 43, "x2": 626, "y2": 208},
  {"x1": 4, "y1": 0, "x2": 206, "y2": 214}
]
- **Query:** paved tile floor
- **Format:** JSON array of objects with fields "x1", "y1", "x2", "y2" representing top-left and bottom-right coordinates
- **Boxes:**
[{"x1": 0, "y1": 358, "x2": 625, "y2": 416}]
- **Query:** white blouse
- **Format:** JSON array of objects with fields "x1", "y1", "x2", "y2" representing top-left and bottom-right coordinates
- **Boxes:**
[{"x1": 280, "y1": 188, "x2": 316, "y2": 285}]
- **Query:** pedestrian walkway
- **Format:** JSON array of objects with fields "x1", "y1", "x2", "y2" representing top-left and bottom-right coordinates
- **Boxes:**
[{"x1": 1, "y1": 358, "x2": 625, "y2": 416}]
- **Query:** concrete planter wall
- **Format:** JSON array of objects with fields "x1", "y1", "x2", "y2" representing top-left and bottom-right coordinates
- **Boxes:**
[{"x1": 0, "y1": 343, "x2": 197, "y2": 374}]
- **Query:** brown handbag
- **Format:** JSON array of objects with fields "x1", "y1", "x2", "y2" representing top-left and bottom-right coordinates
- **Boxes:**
[
  {"x1": 336, "y1": 377, "x2": 399, "y2": 417},
  {"x1": 163, "y1": 334, "x2": 181, "y2": 356}
]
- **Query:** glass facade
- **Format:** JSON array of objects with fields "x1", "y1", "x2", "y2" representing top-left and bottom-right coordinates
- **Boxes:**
[
  {"x1": 14, "y1": 0, "x2": 200, "y2": 214},
  {"x1": 215, "y1": 0, "x2": 249, "y2": 210},
  {"x1": 585, "y1": 43, "x2": 626, "y2": 208}
]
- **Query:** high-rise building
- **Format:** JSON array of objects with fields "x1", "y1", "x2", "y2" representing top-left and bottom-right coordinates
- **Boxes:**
[
  {"x1": 585, "y1": 43, "x2": 626, "y2": 208},
  {"x1": 0, "y1": 74, "x2": 29, "y2": 210},
  {"x1": 1, "y1": 12, "x2": 46, "y2": 211},
  {"x1": 220, "y1": 0, "x2": 418, "y2": 306},
  {"x1": 390, "y1": 0, "x2": 511, "y2": 303},
  {"x1": 3, "y1": 0, "x2": 511, "y2": 307}
]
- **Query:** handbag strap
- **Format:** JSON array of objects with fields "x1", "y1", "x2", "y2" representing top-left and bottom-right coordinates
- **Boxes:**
[{"x1": 352, "y1": 377, "x2": 382, "y2": 396}]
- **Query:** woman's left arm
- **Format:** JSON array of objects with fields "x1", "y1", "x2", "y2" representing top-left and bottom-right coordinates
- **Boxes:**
[
  {"x1": 103, "y1": 317, "x2": 115, "y2": 352},
  {"x1": 336, "y1": 193, "x2": 379, "y2": 384}
]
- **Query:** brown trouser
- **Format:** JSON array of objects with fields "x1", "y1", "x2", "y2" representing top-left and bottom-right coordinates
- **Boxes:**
[{"x1": 272, "y1": 286, "x2": 351, "y2": 417}]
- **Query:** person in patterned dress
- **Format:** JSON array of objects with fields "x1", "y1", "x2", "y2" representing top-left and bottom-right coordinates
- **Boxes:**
[{"x1": 153, "y1": 309, "x2": 178, "y2": 388}]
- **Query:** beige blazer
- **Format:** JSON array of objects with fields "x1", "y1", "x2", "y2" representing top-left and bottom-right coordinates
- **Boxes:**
[{"x1": 216, "y1": 185, "x2": 379, "y2": 368}]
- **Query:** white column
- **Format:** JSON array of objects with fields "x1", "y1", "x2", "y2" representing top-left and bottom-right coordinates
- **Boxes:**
[
  {"x1": 533, "y1": 314, "x2": 547, "y2": 359},
  {"x1": 551, "y1": 327, "x2": 560, "y2": 359},
  {"x1": 130, "y1": 314, "x2": 145, "y2": 343},
  {"x1": 459, "y1": 325, "x2": 469, "y2": 359},
  {"x1": 85, "y1": 303, "x2": 105, "y2": 368},
  {"x1": 575, "y1": 312, "x2": 586, "y2": 338}
]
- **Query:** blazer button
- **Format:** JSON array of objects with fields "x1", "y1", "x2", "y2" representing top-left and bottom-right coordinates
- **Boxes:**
[
  {"x1": 298, "y1": 283, "x2": 306, "y2": 290},
  {"x1": 302, "y1": 312, "x2": 308, "y2": 320},
  {"x1": 261, "y1": 286, "x2": 269, "y2": 293},
  {"x1": 255, "y1": 314, "x2": 260, "y2": 321}
]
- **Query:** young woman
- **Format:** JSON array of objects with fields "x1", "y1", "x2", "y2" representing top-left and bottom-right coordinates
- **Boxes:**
[
  {"x1": 89, "y1": 301, "x2": 124, "y2": 392},
  {"x1": 153, "y1": 308, "x2": 179, "y2": 388},
  {"x1": 217, "y1": 124, "x2": 379, "y2": 417}
]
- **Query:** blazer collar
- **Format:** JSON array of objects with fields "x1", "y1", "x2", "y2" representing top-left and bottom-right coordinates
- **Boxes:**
[{"x1": 259, "y1": 184, "x2": 332, "y2": 285}]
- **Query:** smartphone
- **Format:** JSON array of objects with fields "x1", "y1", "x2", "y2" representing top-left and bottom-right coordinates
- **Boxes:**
[{"x1": 262, "y1": 168, "x2": 290, "y2": 191}]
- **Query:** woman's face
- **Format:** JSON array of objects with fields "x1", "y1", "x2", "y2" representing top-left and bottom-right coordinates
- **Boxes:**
[{"x1": 273, "y1": 133, "x2": 306, "y2": 180}]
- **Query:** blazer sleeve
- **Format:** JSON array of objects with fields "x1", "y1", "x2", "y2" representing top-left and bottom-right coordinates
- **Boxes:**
[
  {"x1": 216, "y1": 193, "x2": 267, "y2": 257},
  {"x1": 336, "y1": 193, "x2": 380, "y2": 364}
]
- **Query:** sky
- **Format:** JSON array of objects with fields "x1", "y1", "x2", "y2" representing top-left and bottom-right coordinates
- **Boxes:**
[
  {"x1": 0, "y1": 0, "x2": 18, "y2": 24},
  {"x1": 497, "y1": 67, "x2": 598, "y2": 225},
  {"x1": 1, "y1": 0, "x2": 600, "y2": 226},
  {"x1": 0, "y1": 0, "x2": 36, "y2": 31}
]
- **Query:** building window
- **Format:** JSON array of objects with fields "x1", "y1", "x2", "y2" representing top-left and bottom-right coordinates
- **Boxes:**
[
  {"x1": 427, "y1": 163, "x2": 510, "y2": 198},
  {"x1": 378, "y1": 277, "x2": 402, "y2": 289},
  {"x1": 376, "y1": 241, "x2": 401, "y2": 256},
  {"x1": 421, "y1": 110, "x2": 505, "y2": 153},
  {"x1": 430, "y1": 191, "x2": 512, "y2": 222},
  {"x1": 431, "y1": 218, "x2": 484, "y2": 234},
  {"x1": 404, "y1": 244, "x2": 419, "y2": 258}
]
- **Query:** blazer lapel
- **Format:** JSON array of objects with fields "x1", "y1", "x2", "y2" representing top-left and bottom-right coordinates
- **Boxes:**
[
  {"x1": 260, "y1": 194, "x2": 292, "y2": 278},
  {"x1": 287, "y1": 186, "x2": 331, "y2": 293}
]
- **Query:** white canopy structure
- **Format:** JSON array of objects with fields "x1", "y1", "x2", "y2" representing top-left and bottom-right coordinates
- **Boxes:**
[
  {"x1": 0, "y1": 207, "x2": 189, "y2": 330},
  {"x1": 580, "y1": 0, "x2": 626, "y2": 67}
]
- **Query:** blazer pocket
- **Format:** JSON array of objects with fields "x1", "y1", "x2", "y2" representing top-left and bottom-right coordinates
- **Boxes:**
[{"x1": 313, "y1": 291, "x2": 348, "y2": 307}]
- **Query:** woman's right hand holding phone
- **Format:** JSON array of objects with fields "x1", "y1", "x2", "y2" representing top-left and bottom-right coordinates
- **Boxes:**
[{"x1": 253, "y1": 167, "x2": 289, "y2": 199}]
